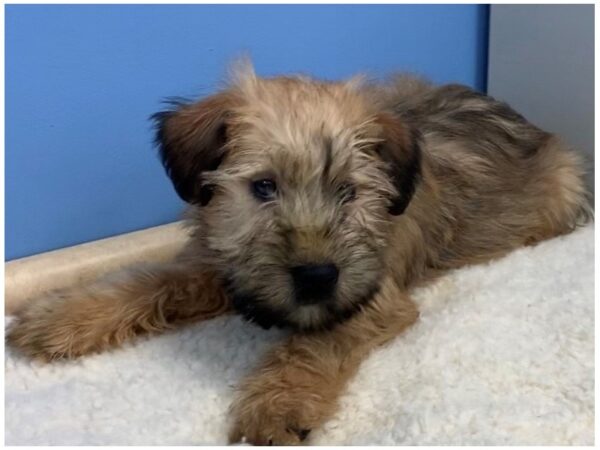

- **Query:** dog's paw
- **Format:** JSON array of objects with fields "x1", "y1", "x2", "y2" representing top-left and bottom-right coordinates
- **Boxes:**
[
  {"x1": 6, "y1": 291, "x2": 116, "y2": 361},
  {"x1": 228, "y1": 367, "x2": 337, "y2": 445},
  {"x1": 7, "y1": 297, "x2": 77, "y2": 361},
  {"x1": 229, "y1": 420, "x2": 311, "y2": 446},
  {"x1": 228, "y1": 394, "x2": 314, "y2": 445}
]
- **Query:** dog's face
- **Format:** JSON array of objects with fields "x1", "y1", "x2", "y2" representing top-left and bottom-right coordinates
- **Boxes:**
[{"x1": 154, "y1": 66, "x2": 420, "y2": 330}]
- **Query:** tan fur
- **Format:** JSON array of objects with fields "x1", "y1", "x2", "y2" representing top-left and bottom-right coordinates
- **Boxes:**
[
  {"x1": 7, "y1": 264, "x2": 230, "y2": 360},
  {"x1": 7, "y1": 63, "x2": 591, "y2": 444}
]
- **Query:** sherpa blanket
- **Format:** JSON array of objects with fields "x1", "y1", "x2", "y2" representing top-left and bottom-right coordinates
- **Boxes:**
[{"x1": 5, "y1": 224, "x2": 594, "y2": 445}]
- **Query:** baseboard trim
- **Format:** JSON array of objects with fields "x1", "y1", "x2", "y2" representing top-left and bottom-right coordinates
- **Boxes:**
[{"x1": 5, "y1": 221, "x2": 190, "y2": 315}]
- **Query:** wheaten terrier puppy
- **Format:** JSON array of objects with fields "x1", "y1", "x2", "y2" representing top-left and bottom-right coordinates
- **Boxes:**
[{"x1": 7, "y1": 62, "x2": 591, "y2": 445}]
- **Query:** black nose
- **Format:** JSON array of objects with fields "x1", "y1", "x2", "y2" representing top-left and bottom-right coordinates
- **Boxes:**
[{"x1": 290, "y1": 264, "x2": 339, "y2": 304}]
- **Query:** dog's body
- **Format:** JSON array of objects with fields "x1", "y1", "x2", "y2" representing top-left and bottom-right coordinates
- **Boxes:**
[{"x1": 7, "y1": 65, "x2": 590, "y2": 445}]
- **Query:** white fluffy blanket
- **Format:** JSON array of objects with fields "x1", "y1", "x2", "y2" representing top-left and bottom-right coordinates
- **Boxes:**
[{"x1": 5, "y1": 225, "x2": 594, "y2": 445}]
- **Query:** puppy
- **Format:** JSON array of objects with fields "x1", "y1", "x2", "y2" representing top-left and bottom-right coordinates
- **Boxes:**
[{"x1": 7, "y1": 62, "x2": 591, "y2": 445}]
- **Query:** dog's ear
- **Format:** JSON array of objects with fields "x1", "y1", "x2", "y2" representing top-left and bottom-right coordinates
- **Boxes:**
[
  {"x1": 152, "y1": 93, "x2": 234, "y2": 205},
  {"x1": 375, "y1": 114, "x2": 422, "y2": 215}
]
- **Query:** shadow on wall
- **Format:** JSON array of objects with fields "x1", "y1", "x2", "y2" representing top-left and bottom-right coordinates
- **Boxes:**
[{"x1": 487, "y1": 4, "x2": 594, "y2": 193}]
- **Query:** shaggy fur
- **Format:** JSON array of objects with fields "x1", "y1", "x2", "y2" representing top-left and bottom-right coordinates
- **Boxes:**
[{"x1": 7, "y1": 62, "x2": 591, "y2": 445}]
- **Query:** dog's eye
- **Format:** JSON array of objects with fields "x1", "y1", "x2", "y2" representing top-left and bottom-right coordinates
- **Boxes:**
[
  {"x1": 252, "y1": 179, "x2": 277, "y2": 201},
  {"x1": 339, "y1": 183, "x2": 357, "y2": 203},
  {"x1": 199, "y1": 184, "x2": 215, "y2": 206}
]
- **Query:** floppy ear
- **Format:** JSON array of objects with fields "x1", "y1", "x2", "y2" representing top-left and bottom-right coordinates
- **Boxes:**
[
  {"x1": 375, "y1": 114, "x2": 422, "y2": 215},
  {"x1": 151, "y1": 93, "x2": 234, "y2": 205}
]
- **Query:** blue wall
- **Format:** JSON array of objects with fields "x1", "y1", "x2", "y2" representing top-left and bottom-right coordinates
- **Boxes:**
[{"x1": 6, "y1": 5, "x2": 489, "y2": 260}]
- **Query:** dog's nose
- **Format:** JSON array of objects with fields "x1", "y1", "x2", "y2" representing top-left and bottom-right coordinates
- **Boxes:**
[{"x1": 290, "y1": 264, "x2": 339, "y2": 304}]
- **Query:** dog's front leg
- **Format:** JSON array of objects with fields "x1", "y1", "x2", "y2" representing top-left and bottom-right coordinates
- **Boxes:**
[
  {"x1": 228, "y1": 276, "x2": 419, "y2": 445},
  {"x1": 7, "y1": 263, "x2": 231, "y2": 360}
]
